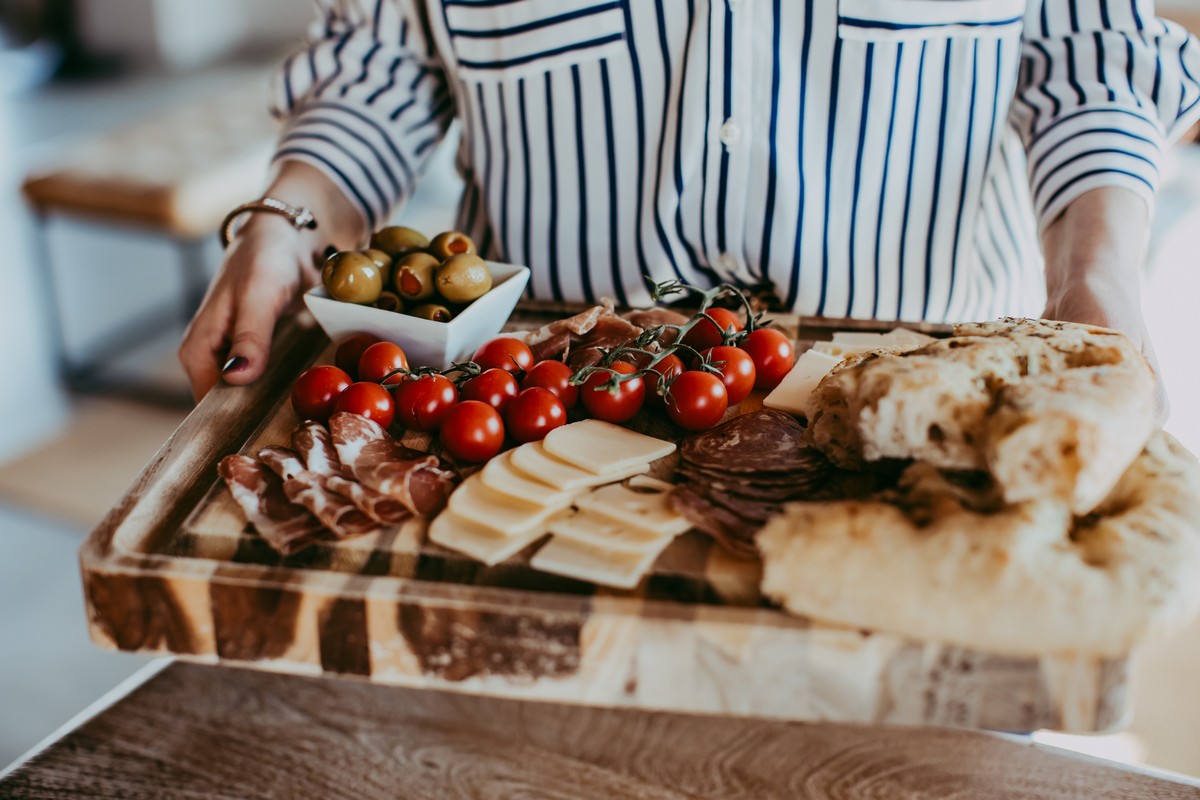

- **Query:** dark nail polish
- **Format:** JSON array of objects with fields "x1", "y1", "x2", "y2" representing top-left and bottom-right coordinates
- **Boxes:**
[{"x1": 223, "y1": 356, "x2": 249, "y2": 374}]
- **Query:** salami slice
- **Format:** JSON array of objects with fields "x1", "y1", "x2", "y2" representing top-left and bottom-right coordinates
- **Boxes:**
[
  {"x1": 669, "y1": 485, "x2": 759, "y2": 560},
  {"x1": 680, "y1": 410, "x2": 810, "y2": 473},
  {"x1": 217, "y1": 455, "x2": 325, "y2": 556}
]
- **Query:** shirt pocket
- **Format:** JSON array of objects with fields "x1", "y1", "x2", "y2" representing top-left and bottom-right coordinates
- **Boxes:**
[
  {"x1": 443, "y1": 0, "x2": 628, "y2": 81},
  {"x1": 837, "y1": 0, "x2": 1025, "y2": 42}
]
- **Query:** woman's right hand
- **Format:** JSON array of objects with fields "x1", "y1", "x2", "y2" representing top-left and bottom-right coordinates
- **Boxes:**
[
  {"x1": 179, "y1": 162, "x2": 368, "y2": 402},
  {"x1": 179, "y1": 214, "x2": 319, "y2": 401}
]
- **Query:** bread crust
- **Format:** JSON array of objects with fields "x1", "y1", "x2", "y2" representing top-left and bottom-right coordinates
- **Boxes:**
[{"x1": 758, "y1": 432, "x2": 1200, "y2": 657}]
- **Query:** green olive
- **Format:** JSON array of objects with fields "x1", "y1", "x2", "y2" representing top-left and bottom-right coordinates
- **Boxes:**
[
  {"x1": 370, "y1": 226, "x2": 430, "y2": 259},
  {"x1": 427, "y1": 230, "x2": 476, "y2": 261},
  {"x1": 408, "y1": 302, "x2": 453, "y2": 322},
  {"x1": 362, "y1": 248, "x2": 394, "y2": 287},
  {"x1": 373, "y1": 291, "x2": 404, "y2": 313},
  {"x1": 435, "y1": 253, "x2": 492, "y2": 304},
  {"x1": 322, "y1": 251, "x2": 383, "y2": 304},
  {"x1": 393, "y1": 252, "x2": 439, "y2": 301}
]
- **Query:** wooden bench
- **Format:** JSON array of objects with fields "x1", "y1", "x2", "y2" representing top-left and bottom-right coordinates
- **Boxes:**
[{"x1": 21, "y1": 84, "x2": 278, "y2": 396}]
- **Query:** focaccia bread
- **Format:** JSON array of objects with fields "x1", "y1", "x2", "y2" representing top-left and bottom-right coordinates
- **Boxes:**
[
  {"x1": 804, "y1": 318, "x2": 1156, "y2": 514},
  {"x1": 757, "y1": 431, "x2": 1200, "y2": 657}
]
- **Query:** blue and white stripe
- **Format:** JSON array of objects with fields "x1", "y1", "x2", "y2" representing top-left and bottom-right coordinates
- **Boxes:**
[{"x1": 271, "y1": 0, "x2": 1200, "y2": 323}]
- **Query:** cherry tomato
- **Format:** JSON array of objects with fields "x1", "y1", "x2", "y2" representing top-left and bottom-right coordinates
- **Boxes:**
[
  {"x1": 521, "y1": 360, "x2": 579, "y2": 409},
  {"x1": 665, "y1": 371, "x2": 728, "y2": 431},
  {"x1": 334, "y1": 333, "x2": 380, "y2": 379},
  {"x1": 440, "y1": 400, "x2": 504, "y2": 462},
  {"x1": 580, "y1": 361, "x2": 645, "y2": 423},
  {"x1": 291, "y1": 365, "x2": 352, "y2": 422},
  {"x1": 357, "y1": 341, "x2": 409, "y2": 386},
  {"x1": 505, "y1": 387, "x2": 567, "y2": 444},
  {"x1": 472, "y1": 337, "x2": 534, "y2": 374},
  {"x1": 740, "y1": 328, "x2": 796, "y2": 391},
  {"x1": 461, "y1": 368, "x2": 520, "y2": 413},
  {"x1": 392, "y1": 374, "x2": 459, "y2": 432},
  {"x1": 644, "y1": 353, "x2": 685, "y2": 409},
  {"x1": 333, "y1": 381, "x2": 395, "y2": 429},
  {"x1": 680, "y1": 307, "x2": 743, "y2": 352},
  {"x1": 701, "y1": 345, "x2": 757, "y2": 406}
]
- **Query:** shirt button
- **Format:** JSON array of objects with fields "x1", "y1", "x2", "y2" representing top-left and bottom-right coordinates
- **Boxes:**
[{"x1": 719, "y1": 119, "x2": 741, "y2": 147}]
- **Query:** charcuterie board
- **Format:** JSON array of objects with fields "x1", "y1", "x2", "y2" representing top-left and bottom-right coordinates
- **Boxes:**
[{"x1": 80, "y1": 306, "x2": 1131, "y2": 733}]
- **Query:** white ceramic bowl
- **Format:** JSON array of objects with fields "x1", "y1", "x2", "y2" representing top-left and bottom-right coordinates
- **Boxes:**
[{"x1": 304, "y1": 261, "x2": 530, "y2": 368}]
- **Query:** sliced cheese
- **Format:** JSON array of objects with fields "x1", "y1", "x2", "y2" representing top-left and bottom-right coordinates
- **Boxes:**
[
  {"x1": 811, "y1": 340, "x2": 893, "y2": 358},
  {"x1": 831, "y1": 331, "x2": 888, "y2": 347},
  {"x1": 428, "y1": 510, "x2": 549, "y2": 565},
  {"x1": 763, "y1": 348, "x2": 843, "y2": 416},
  {"x1": 547, "y1": 509, "x2": 677, "y2": 553},
  {"x1": 884, "y1": 327, "x2": 937, "y2": 348},
  {"x1": 574, "y1": 483, "x2": 692, "y2": 537},
  {"x1": 448, "y1": 473, "x2": 570, "y2": 537},
  {"x1": 509, "y1": 441, "x2": 649, "y2": 491},
  {"x1": 531, "y1": 534, "x2": 665, "y2": 589},
  {"x1": 481, "y1": 450, "x2": 580, "y2": 508},
  {"x1": 542, "y1": 420, "x2": 675, "y2": 475}
]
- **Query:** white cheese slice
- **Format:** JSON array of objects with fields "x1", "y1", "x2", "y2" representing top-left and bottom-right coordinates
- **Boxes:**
[
  {"x1": 448, "y1": 473, "x2": 571, "y2": 537},
  {"x1": 763, "y1": 348, "x2": 843, "y2": 416},
  {"x1": 574, "y1": 483, "x2": 692, "y2": 537},
  {"x1": 883, "y1": 327, "x2": 937, "y2": 348},
  {"x1": 480, "y1": 450, "x2": 580, "y2": 508},
  {"x1": 547, "y1": 509, "x2": 678, "y2": 553},
  {"x1": 811, "y1": 340, "x2": 893, "y2": 358},
  {"x1": 831, "y1": 331, "x2": 888, "y2": 347},
  {"x1": 428, "y1": 509, "x2": 548, "y2": 566},
  {"x1": 542, "y1": 419, "x2": 676, "y2": 475},
  {"x1": 509, "y1": 441, "x2": 649, "y2": 491},
  {"x1": 531, "y1": 534, "x2": 665, "y2": 589}
]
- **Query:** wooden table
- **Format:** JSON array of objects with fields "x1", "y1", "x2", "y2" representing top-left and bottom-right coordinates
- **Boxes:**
[{"x1": 2, "y1": 662, "x2": 1197, "y2": 799}]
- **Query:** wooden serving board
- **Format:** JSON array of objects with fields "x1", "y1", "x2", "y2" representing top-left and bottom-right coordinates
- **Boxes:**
[{"x1": 80, "y1": 306, "x2": 1131, "y2": 733}]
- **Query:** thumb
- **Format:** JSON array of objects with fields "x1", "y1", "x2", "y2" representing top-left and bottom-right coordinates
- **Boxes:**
[{"x1": 221, "y1": 297, "x2": 278, "y2": 387}]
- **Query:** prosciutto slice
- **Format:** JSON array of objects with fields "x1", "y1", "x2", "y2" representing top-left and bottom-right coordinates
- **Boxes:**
[
  {"x1": 292, "y1": 421, "x2": 411, "y2": 525},
  {"x1": 258, "y1": 446, "x2": 379, "y2": 538},
  {"x1": 329, "y1": 413, "x2": 457, "y2": 516},
  {"x1": 217, "y1": 455, "x2": 325, "y2": 556}
]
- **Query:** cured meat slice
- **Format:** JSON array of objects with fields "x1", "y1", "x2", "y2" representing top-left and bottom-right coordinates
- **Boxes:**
[
  {"x1": 291, "y1": 420, "x2": 341, "y2": 477},
  {"x1": 566, "y1": 315, "x2": 645, "y2": 370},
  {"x1": 259, "y1": 446, "x2": 378, "y2": 538},
  {"x1": 325, "y1": 475, "x2": 411, "y2": 525},
  {"x1": 329, "y1": 413, "x2": 457, "y2": 516},
  {"x1": 292, "y1": 420, "x2": 410, "y2": 524},
  {"x1": 680, "y1": 410, "x2": 811, "y2": 473},
  {"x1": 669, "y1": 486, "x2": 759, "y2": 560},
  {"x1": 217, "y1": 454, "x2": 325, "y2": 555}
]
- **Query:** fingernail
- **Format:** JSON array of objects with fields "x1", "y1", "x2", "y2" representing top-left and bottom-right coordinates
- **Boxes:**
[{"x1": 223, "y1": 356, "x2": 249, "y2": 374}]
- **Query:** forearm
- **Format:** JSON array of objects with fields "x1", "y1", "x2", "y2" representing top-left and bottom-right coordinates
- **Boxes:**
[{"x1": 1041, "y1": 187, "x2": 1150, "y2": 309}]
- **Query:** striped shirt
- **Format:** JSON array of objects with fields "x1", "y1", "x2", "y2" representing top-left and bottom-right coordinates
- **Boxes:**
[{"x1": 272, "y1": 0, "x2": 1200, "y2": 323}]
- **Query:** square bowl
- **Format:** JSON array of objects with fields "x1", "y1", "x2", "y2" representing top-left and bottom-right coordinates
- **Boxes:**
[{"x1": 304, "y1": 261, "x2": 530, "y2": 368}]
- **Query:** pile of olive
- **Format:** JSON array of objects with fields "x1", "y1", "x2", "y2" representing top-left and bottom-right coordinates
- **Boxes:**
[{"x1": 321, "y1": 226, "x2": 493, "y2": 322}]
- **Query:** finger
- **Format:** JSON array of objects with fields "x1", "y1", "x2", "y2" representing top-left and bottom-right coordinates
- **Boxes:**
[
  {"x1": 221, "y1": 293, "x2": 280, "y2": 387},
  {"x1": 179, "y1": 302, "x2": 232, "y2": 402}
]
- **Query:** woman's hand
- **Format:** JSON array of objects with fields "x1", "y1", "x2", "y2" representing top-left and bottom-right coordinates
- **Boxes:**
[
  {"x1": 179, "y1": 215, "x2": 318, "y2": 400},
  {"x1": 179, "y1": 162, "x2": 367, "y2": 401},
  {"x1": 1040, "y1": 187, "x2": 1168, "y2": 423}
]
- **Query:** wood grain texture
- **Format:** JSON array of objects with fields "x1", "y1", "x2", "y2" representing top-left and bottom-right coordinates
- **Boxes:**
[
  {"x1": 78, "y1": 310, "x2": 1131, "y2": 732},
  {"x1": 3, "y1": 663, "x2": 1197, "y2": 800}
]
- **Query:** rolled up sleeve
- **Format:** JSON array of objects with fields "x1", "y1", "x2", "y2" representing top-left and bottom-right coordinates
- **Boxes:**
[
  {"x1": 1011, "y1": 0, "x2": 1200, "y2": 231},
  {"x1": 269, "y1": 0, "x2": 455, "y2": 230}
]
